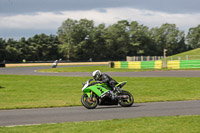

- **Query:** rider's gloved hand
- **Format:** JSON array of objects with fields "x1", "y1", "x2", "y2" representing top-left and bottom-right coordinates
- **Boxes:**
[
  {"x1": 113, "y1": 87, "x2": 116, "y2": 91},
  {"x1": 113, "y1": 87, "x2": 120, "y2": 93}
]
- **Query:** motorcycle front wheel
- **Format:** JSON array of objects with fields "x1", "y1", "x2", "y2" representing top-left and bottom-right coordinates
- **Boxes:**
[
  {"x1": 119, "y1": 90, "x2": 134, "y2": 107},
  {"x1": 81, "y1": 94, "x2": 98, "y2": 109}
]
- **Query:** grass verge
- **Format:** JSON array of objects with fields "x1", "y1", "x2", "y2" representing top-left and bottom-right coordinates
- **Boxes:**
[
  {"x1": 0, "y1": 75, "x2": 200, "y2": 109},
  {"x1": 0, "y1": 115, "x2": 200, "y2": 133}
]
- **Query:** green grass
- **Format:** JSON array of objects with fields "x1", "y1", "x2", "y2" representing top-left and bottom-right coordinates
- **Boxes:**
[
  {"x1": 167, "y1": 48, "x2": 200, "y2": 60},
  {"x1": 37, "y1": 65, "x2": 200, "y2": 72},
  {"x1": 0, "y1": 75, "x2": 200, "y2": 109},
  {"x1": 175, "y1": 48, "x2": 200, "y2": 56},
  {"x1": 1, "y1": 115, "x2": 200, "y2": 133}
]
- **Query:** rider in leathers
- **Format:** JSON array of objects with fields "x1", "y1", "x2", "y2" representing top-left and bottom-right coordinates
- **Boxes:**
[{"x1": 92, "y1": 70, "x2": 118, "y2": 98}]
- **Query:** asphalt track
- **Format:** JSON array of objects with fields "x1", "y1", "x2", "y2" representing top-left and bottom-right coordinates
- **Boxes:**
[
  {"x1": 0, "y1": 100, "x2": 200, "y2": 127},
  {"x1": 0, "y1": 66, "x2": 200, "y2": 77},
  {"x1": 0, "y1": 66, "x2": 200, "y2": 127}
]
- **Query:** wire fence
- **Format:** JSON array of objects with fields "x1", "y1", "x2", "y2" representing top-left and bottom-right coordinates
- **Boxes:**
[
  {"x1": 127, "y1": 55, "x2": 200, "y2": 61},
  {"x1": 126, "y1": 56, "x2": 163, "y2": 61},
  {"x1": 166, "y1": 55, "x2": 200, "y2": 61}
]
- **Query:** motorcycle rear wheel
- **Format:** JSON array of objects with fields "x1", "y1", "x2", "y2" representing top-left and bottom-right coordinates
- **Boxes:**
[
  {"x1": 119, "y1": 90, "x2": 134, "y2": 107},
  {"x1": 81, "y1": 94, "x2": 98, "y2": 109}
]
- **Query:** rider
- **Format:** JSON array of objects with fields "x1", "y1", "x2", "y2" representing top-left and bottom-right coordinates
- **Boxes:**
[{"x1": 92, "y1": 70, "x2": 118, "y2": 98}]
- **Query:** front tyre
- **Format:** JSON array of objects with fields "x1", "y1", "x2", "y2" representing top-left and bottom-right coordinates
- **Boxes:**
[
  {"x1": 81, "y1": 94, "x2": 98, "y2": 109},
  {"x1": 119, "y1": 90, "x2": 134, "y2": 107}
]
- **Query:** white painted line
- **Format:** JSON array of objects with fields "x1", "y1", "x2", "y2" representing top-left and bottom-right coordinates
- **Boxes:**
[
  {"x1": 5, "y1": 123, "x2": 57, "y2": 127},
  {"x1": 34, "y1": 70, "x2": 59, "y2": 73}
]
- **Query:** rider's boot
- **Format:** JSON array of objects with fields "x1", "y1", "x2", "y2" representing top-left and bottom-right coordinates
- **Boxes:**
[{"x1": 109, "y1": 90, "x2": 115, "y2": 100}]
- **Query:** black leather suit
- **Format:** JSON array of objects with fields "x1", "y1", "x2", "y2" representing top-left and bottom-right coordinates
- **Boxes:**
[{"x1": 98, "y1": 74, "x2": 118, "y2": 89}]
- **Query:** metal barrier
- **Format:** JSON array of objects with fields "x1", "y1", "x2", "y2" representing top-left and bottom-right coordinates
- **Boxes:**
[
  {"x1": 113, "y1": 61, "x2": 162, "y2": 69},
  {"x1": 127, "y1": 55, "x2": 200, "y2": 61},
  {"x1": 113, "y1": 60, "x2": 200, "y2": 69},
  {"x1": 168, "y1": 60, "x2": 200, "y2": 69}
]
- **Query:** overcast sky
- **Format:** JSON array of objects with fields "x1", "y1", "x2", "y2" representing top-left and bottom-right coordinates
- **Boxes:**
[{"x1": 0, "y1": 0, "x2": 200, "y2": 39}]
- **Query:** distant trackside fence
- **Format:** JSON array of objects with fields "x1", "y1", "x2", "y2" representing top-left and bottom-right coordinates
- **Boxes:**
[
  {"x1": 167, "y1": 60, "x2": 200, "y2": 69},
  {"x1": 113, "y1": 60, "x2": 162, "y2": 69},
  {"x1": 126, "y1": 55, "x2": 200, "y2": 61},
  {"x1": 111, "y1": 60, "x2": 200, "y2": 69},
  {"x1": 110, "y1": 55, "x2": 200, "y2": 69}
]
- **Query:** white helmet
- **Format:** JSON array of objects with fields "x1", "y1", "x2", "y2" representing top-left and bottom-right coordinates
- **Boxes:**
[{"x1": 92, "y1": 70, "x2": 101, "y2": 81}]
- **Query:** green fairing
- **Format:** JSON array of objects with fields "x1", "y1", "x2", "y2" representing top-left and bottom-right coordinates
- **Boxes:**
[
  {"x1": 83, "y1": 82, "x2": 128, "y2": 97},
  {"x1": 116, "y1": 81, "x2": 127, "y2": 87},
  {"x1": 83, "y1": 83, "x2": 110, "y2": 97}
]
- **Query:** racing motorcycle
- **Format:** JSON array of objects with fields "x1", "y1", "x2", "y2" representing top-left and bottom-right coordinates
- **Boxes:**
[{"x1": 81, "y1": 79, "x2": 134, "y2": 109}]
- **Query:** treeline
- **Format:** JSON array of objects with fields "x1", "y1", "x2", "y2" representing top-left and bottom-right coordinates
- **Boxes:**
[
  {"x1": 0, "y1": 18, "x2": 200, "y2": 62},
  {"x1": 0, "y1": 34, "x2": 60, "y2": 62}
]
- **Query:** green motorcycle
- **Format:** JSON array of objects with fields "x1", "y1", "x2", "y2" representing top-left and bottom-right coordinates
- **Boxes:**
[{"x1": 81, "y1": 79, "x2": 134, "y2": 109}]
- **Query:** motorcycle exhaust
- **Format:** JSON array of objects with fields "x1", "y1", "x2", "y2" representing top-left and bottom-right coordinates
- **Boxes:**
[{"x1": 117, "y1": 95, "x2": 129, "y2": 99}]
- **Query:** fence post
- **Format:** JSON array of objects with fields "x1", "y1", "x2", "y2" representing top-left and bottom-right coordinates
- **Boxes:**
[
  {"x1": 186, "y1": 55, "x2": 189, "y2": 60},
  {"x1": 126, "y1": 56, "x2": 129, "y2": 61}
]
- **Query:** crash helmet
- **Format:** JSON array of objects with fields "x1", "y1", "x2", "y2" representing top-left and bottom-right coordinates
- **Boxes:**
[{"x1": 92, "y1": 70, "x2": 101, "y2": 81}]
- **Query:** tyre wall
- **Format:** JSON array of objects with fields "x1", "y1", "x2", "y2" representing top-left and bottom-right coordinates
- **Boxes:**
[{"x1": 113, "y1": 60, "x2": 200, "y2": 69}]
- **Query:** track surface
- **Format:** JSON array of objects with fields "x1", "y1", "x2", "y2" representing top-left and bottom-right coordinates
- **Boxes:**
[
  {"x1": 0, "y1": 100, "x2": 200, "y2": 127},
  {"x1": 0, "y1": 66, "x2": 200, "y2": 127},
  {"x1": 0, "y1": 66, "x2": 200, "y2": 77}
]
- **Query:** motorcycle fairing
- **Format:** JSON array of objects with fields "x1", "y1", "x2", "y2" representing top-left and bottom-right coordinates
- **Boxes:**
[
  {"x1": 116, "y1": 81, "x2": 127, "y2": 88},
  {"x1": 83, "y1": 83, "x2": 110, "y2": 97}
]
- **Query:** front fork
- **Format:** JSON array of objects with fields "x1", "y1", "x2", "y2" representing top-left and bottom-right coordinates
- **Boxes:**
[{"x1": 90, "y1": 91, "x2": 93, "y2": 101}]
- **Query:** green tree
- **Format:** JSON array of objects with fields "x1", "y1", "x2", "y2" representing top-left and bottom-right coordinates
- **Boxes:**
[
  {"x1": 1, "y1": 19, "x2": 191, "y2": 62},
  {"x1": 187, "y1": 24, "x2": 200, "y2": 49},
  {"x1": 88, "y1": 24, "x2": 107, "y2": 60},
  {"x1": 5, "y1": 45, "x2": 19, "y2": 61},
  {"x1": 58, "y1": 18, "x2": 94, "y2": 60},
  {"x1": 26, "y1": 34, "x2": 60, "y2": 61},
  {"x1": 0, "y1": 38, "x2": 6, "y2": 61},
  {"x1": 104, "y1": 20, "x2": 130, "y2": 60},
  {"x1": 149, "y1": 23, "x2": 186, "y2": 56},
  {"x1": 17, "y1": 37, "x2": 29, "y2": 61},
  {"x1": 128, "y1": 21, "x2": 156, "y2": 56},
  {"x1": 5, "y1": 38, "x2": 20, "y2": 61}
]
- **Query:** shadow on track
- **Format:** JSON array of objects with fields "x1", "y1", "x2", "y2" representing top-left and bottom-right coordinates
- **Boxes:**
[{"x1": 95, "y1": 104, "x2": 144, "y2": 110}]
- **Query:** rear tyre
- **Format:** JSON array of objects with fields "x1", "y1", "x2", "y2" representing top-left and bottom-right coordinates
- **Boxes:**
[
  {"x1": 119, "y1": 90, "x2": 134, "y2": 107},
  {"x1": 81, "y1": 94, "x2": 98, "y2": 109}
]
